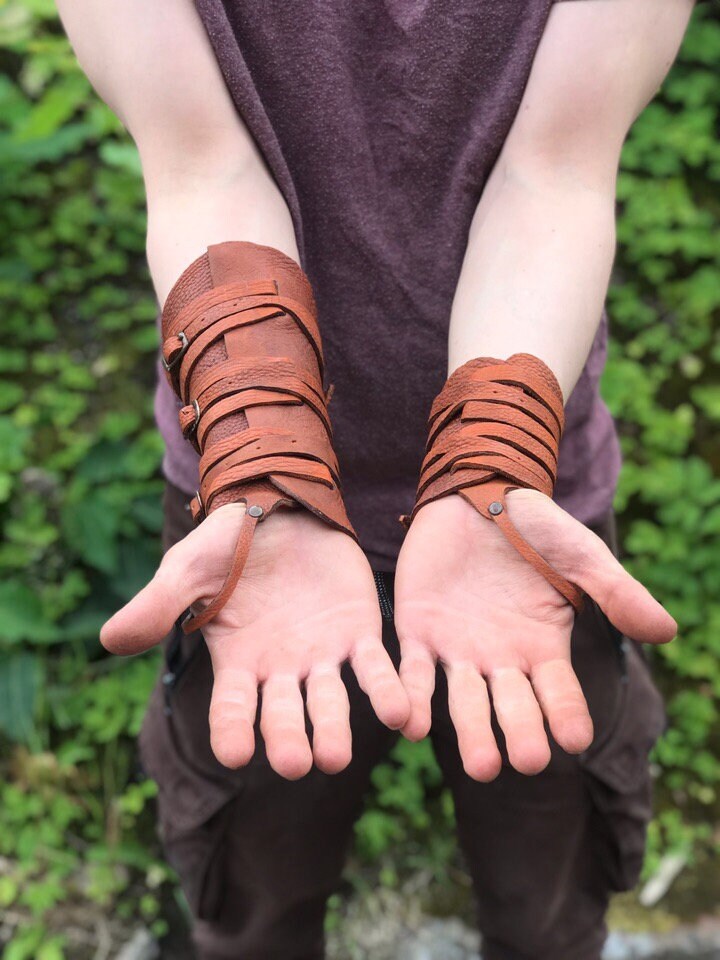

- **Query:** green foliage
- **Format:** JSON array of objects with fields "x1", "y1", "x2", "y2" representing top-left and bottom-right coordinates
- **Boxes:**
[
  {"x1": 604, "y1": 2, "x2": 720, "y2": 869},
  {"x1": 0, "y1": 0, "x2": 166, "y2": 947},
  {"x1": 0, "y1": 0, "x2": 717, "y2": 947},
  {"x1": 355, "y1": 739, "x2": 455, "y2": 877}
]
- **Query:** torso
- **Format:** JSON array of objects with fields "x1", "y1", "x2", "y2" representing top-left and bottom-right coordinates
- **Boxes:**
[{"x1": 156, "y1": 0, "x2": 621, "y2": 568}]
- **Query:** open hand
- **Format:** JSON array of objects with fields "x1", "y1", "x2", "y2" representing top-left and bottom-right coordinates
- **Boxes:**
[
  {"x1": 101, "y1": 505, "x2": 409, "y2": 778},
  {"x1": 395, "y1": 490, "x2": 676, "y2": 780}
]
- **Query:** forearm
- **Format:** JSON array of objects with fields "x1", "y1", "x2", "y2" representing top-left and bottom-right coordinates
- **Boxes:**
[
  {"x1": 57, "y1": 0, "x2": 298, "y2": 309},
  {"x1": 449, "y1": 156, "x2": 616, "y2": 400},
  {"x1": 448, "y1": 0, "x2": 694, "y2": 401}
]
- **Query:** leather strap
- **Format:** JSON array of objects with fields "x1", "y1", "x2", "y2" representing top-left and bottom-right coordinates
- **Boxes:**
[
  {"x1": 406, "y1": 354, "x2": 584, "y2": 613},
  {"x1": 161, "y1": 242, "x2": 356, "y2": 634}
]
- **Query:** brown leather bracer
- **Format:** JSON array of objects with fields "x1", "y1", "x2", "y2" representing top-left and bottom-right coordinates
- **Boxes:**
[
  {"x1": 404, "y1": 353, "x2": 584, "y2": 612},
  {"x1": 161, "y1": 242, "x2": 356, "y2": 633}
]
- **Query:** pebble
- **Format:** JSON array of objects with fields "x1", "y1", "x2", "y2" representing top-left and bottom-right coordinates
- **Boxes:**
[
  {"x1": 115, "y1": 929, "x2": 160, "y2": 960},
  {"x1": 329, "y1": 901, "x2": 720, "y2": 960}
]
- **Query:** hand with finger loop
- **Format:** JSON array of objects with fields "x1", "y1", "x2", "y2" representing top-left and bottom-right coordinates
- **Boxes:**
[
  {"x1": 161, "y1": 241, "x2": 356, "y2": 634},
  {"x1": 403, "y1": 353, "x2": 584, "y2": 612}
]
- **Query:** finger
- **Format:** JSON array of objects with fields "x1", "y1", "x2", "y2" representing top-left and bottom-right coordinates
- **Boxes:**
[
  {"x1": 100, "y1": 534, "x2": 202, "y2": 656},
  {"x1": 507, "y1": 491, "x2": 677, "y2": 645},
  {"x1": 260, "y1": 675, "x2": 313, "y2": 780},
  {"x1": 446, "y1": 662, "x2": 502, "y2": 781},
  {"x1": 398, "y1": 641, "x2": 436, "y2": 741},
  {"x1": 530, "y1": 659, "x2": 593, "y2": 754},
  {"x1": 208, "y1": 665, "x2": 258, "y2": 769},
  {"x1": 572, "y1": 539, "x2": 677, "y2": 646},
  {"x1": 488, "y1": 668, "x2": 550, "y2": 775},
  {"x1": 306, "y1": 667, "x2": 352, "y2": 774},
  {"x1": 351, "y1": 638, "x2": 410, "y2": 731},
  {"x1": 100, "y1": 504, "x2": 248, "y2": 655}
]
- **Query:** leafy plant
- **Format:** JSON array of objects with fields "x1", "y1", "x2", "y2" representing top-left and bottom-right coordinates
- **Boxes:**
[
  {"x1": 0, "y1": 0, "x2": 717, "y2": 949},
  {"x1": 0, "y1": 0, "x2": 166, "y2": 948}
]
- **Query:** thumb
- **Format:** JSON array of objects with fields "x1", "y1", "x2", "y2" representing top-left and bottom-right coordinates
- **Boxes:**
[
  {"x1": 506, "y1": 489, "x2": 677, "y2": 645},
  {"x1": 100, "y1": 504, "x2": 248, "y2": 655}
]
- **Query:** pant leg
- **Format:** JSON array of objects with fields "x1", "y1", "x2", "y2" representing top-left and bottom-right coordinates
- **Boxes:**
[
  {"x1": 139, "y1": 483, "x2": 399, "y2": 960},
  {"x1": 426, "y1": 513, "x2": 666, "y2": 960}
]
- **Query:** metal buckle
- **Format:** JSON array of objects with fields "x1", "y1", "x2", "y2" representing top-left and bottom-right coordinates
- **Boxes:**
[
  {"x1": 191, "y1": 489, "x2": 205, "y2": 522},
  {"x1": 184, "y1": 399, "x2": 201, "y2": 438},
  {"x1": 162, "y1": 330, "x2": 189, "y2": 371}
]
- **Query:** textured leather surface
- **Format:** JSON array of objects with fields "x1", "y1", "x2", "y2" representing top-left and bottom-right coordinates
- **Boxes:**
[
  {"x1": 161, "y1": 242, "x2": 356, "y2": 632},
  {"x1": 407, "y1": 354, "x2": 584, "y2": 612}
]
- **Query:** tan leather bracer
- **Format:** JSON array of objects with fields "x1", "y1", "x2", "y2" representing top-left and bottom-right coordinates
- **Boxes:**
[
  {"x1": 405, "y1": 353, "x2": 584, "y2": 612},
  {"x1": 161, "y1": 242, "x2": 356, "y2": 633}
]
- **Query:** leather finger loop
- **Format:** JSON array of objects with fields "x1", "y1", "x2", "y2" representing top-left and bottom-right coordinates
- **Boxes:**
[
  {"x1": 405, "y1": 353, "x2": 584, "y2": 613},
  {"x1": 161, "y1": 242, "x2": 356, "y2": 634},
  {"x1": 181, "y1": 505, "x2": 262, "y2": 634}
]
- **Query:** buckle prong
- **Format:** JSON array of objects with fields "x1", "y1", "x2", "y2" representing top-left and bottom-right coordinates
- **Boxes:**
[
  {"x1": 162, "y1": 331, "x2": 189, "y2": 371},
  {"x1": 186, "y1": 399, "x2": 201, "y2": 437}
]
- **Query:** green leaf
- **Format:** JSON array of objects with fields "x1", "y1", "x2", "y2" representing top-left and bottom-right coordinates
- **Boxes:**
[
  {"x1": 0, "y1": 582, "x2": 59, "y2": 644},
  {"x1": 60, "y1": 492, "x2": 121, "y2": 574},
  {"x1": 99, "y1": 140, "x2": 142, "y2": 177},
  {"x1": 692, "y1": 384, "x2": 720, "y2": 421},
  {"x1": 13, "y1": 73, "x2": 90, "y2": 141},
  {"x1": 0, "y1": 650, "x2": 43, "y2": 743}
]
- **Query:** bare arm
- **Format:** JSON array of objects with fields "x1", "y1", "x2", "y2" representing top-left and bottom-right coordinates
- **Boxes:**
[
  {"x1": 58, "y1": 0, "x2": 409, "y2": 778},
  {"x1": 396, "y1": 0, "x2": 693, "y2": 778},
  {"x1": 450, "y1": 0, "x2": 695, "y2": 395}
]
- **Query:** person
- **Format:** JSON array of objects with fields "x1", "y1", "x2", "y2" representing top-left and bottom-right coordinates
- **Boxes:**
[{"x1": 56, "y1": 1, "x2": 698, "y2": 957}]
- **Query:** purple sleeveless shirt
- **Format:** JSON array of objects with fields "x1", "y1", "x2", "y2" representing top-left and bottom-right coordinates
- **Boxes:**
[{"x1": 156, "y1": 0, "x2": 621, "y2": 570}]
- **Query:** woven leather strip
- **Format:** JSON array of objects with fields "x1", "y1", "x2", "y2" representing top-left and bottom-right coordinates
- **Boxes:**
[
  {"x1": 406, "y1": 354, "x2": 584, "y2": 612},
  {"x1": 161, "y1": 242, "x2": 356, "y2": 634}
]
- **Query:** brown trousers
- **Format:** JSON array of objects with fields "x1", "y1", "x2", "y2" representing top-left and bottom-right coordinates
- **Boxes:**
[{"x1": 140, "y1": 483, "x2": 666, "y2": 960}]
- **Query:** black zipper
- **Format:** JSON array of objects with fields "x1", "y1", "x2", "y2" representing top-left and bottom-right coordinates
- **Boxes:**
[
  {"x1": 373, "y1": 571, "x2": 394, "y2": 621},
  {"x1": 581, "y1": 600, "x2": 629, "y2": 758},
  {"x1": 162, "y1": 611, "x2": 202, "y2": 716},
  {"x1": 603, "y1": 607, "x2": 629, "y2": 681}
]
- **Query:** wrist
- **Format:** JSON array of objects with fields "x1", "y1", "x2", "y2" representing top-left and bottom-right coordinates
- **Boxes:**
[
  {"x1": 159, "y1": 241, "x2": 356, "y2": 631},
  {"x1": 403, "y1": 352, "x2": 583, "y2": 611}
]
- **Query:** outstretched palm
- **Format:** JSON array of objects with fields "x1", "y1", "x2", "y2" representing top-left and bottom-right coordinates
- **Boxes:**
[
  {"x1": 395, "y1": 490, "x2": 676, "y2": 779},
  {"x1": 101, "y1": 504, "x2": 409, "y2": 778}
]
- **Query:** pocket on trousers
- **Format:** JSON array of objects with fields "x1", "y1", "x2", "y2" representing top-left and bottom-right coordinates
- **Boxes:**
[
  {"x1": 156, "y1": 788, "x2": 236, "y2": 921},
  {"x1": 139, "y1": 634, "x2": 244, "y2": 921},
  {"x1": 580, "y1": 639, "x2": 666, "y2": 892}
]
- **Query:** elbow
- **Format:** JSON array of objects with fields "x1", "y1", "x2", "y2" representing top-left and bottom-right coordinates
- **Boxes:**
[{"x1": 490, "y1": 140, "x2": 621, "y2": 202}]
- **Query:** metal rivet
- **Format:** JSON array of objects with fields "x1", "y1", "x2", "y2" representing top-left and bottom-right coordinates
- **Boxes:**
[
  {"x1": 488, "y1": 501, "x2": 503, "y2": 516},
  {"x1": 247, "y1": 505, "x2": 264, "y2": 518}
]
